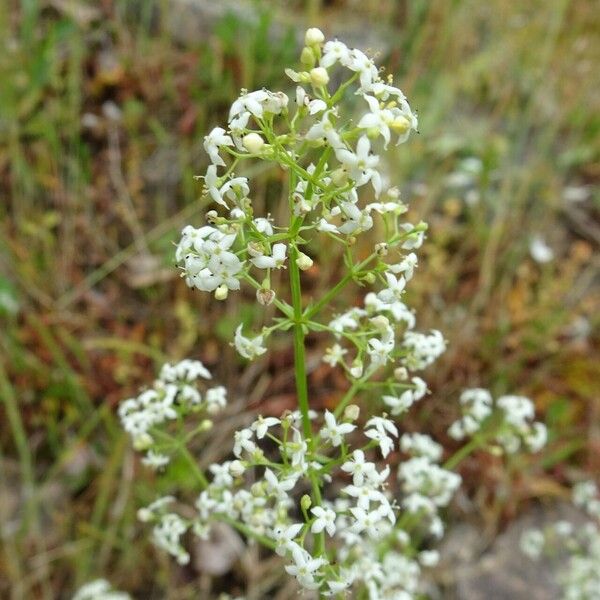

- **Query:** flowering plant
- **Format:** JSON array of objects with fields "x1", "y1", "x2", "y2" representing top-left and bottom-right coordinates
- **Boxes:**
[
  {"x1": 521, "y1": 480, "x2": 600, "y2": 599},
  {"x1": 119, "y1": 28, "x2": 547, "y2": 598}
]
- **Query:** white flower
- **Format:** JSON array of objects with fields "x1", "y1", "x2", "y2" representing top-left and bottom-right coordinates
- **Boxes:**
[
  {"x1": 337, "y1": 201, "x2": 374, "y2": 234},
  {"x1": 234, "y1": 325, "x2": 267, "y2": 360},
  {"x1": 320, "y1": 410, "x2": 356, "y2": 447},
  {"x1": 335, "y1": 136, "x2": 382, "y2": 197},
  {"x1": 341, "y1": 450, "x2": 377, "y2": 486},
  {"x1": 229, "y1": 89, "x2": 288, "y2": 122},
  {"x1": 264, "y1": 468, "x2": 296, "y2": 499},
  {"x1": 321, "y1": 40, "x2": 351, "y2": 68},
  {"x1": 273, "y1": 522, "x2": 303, "y2": 556},
  {"x1": 285, "y1": 544, "x2": 327, "y2": 590},
  {"x1": 358, "y1": 95, "x2": 393, "y2": 147},
  {"x1": 377, "y1": 272, "x2": 406, "y2": 303},
  {"x1": 73, "y1": 579, "x2": 131, "y2": 600},
  {"x1": 311, "y1": 506, "x2": 337, "y2": 536},
  {"x1": 233, "y1": 428, "x2": 256, "y2": 457},
  {"x1": 365, "y1": 428, "x2": 395, "y2": 458},
  {"x1": 388, "y1": 253, "x2": 418, "y2": 280},
  {"x1": 251, "y1": 415, "x2": 280, "y2": 439},
  {"x1": 250, "y1": 243, "x2": 287, "y2": 269},
  {"x1": 323, "y1": 343, "x2": 347, "y2": 367},
  {"x1": 205, "y1": 385, "x2": 227, "y2": 413},
  {"x1": 203, "y1": 127, "x2": 233, "y2": 167},
  {"x1": 529, "y1": 236, "x2": 554, "y2": 263},
  {"x1": 142, "y1": 450, "x2": 170, "y2": 470},
  {"x1": 305, "y1": 110, "x2": 343, "y2": 148},
  {"x1": 342, "y1": 48, "x2": 379, "y2": 90},
  {"x1": 520, "y1": 529, "x2": 545, "y2": 560}
]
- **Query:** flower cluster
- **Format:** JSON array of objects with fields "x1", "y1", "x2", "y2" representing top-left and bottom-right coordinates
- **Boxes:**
[
  {"x1": 119, "y1": 27, "x2": 549, "y2": 599},
  {"x1": 448, "y1": 388, "x2": 547, "y2": 454},
  {"x1": 119, "y1": 359, "x2": 226, "y2": 468},
  {"x1": 72, "y1": 580, "x2": 130, "y2": 600},
  {"x1": 521, "y1": 481, "x2": 600, "y2": 600}
]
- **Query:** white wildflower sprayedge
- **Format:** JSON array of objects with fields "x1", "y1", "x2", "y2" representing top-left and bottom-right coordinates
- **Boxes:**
[
  {"x1": 520, "y1": 480, "x2": 600, "y2": 599},
  {"x1": 72, "y1": 580, "x2": 130, "y2": 600},
  {"x1": 119, "y1": 29, "x2": 548, "y2": 598}
]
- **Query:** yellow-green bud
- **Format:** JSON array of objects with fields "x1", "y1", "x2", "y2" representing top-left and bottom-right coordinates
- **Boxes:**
[
  {"x1": 363, "y1": 272, "x2": 376, "y2": 284},
  {"x1": 391, "y1": 115, "x2": 411, "y2": 134},
  {"x1": 301, "y1": 494, "x2": 312, "y2": 511},
  {"x1": 344, "y1": 404, "x2": 360, "y2": 421},
  {"x1": 295, "y1": 252, "x2": 314, "y2": 271},
  {"x1": 242, "y1": 132, "x2": 265, "y2": 154},
  {"x1": 310, "y1": 67, "x2": 329, "y2": 87},
  {"x1": 394, "y1": 367, "x2": 408, "y2": 381},
  {"x1": 215, "y1": 285, "x2": 228, "y2": 301},
  {"x1": 304, "y1": 27, "x2": 325, "y2": 46},
  {"x1": 137, "y1": 508, "x2": 153, "y2": 522},
  {"x1": 300, "y1": 46, "x2": 316, "y2": 68},
  {"x1": 133, "y1": 432, "x2": 153, "y2": 451}
]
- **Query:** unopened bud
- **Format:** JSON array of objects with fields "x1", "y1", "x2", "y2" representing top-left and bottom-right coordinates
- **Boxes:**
[
  {"x1": 391, "y1": 115, "x2": 411, "y2": 134},
  {"x1": 256, "y1": 287, "x2": 276, "y2": 306},
  {"x1": 394, "y1": 367, "x2": 408, "y2": 381},
  {"x1": 363, "y1": 272, "x2": 376, "y2": 284},
  {"x1": 215, "y1": 284, "x2": 228, "y2": 301},
  {"x1": 304, "y1": 27, "x2": 325, "y2": 46},
  {"x1": 300, "y1": 46, "x2": 316, "y2": 68},
  {"x1": 206, "y1": 209, "x2": 219, "y2": 224},
  {"x1": 229, "y1": 460, "x2": 245, "y2": 477},
  {"x1": 344, "y1": 404, "x2": 360, "y2": 421},
  {"x1": 295, "y1": 252, "x2": 313, "y2": 271},
  {"x1": 310, "y1": 67, "x2": 329, "y2": 87},
  {"x1": 137, "y1": 508, "x2": 153, "y2": 522},
  {"x1": 350, "y1": 359, "x2": 363, "y2": 379},
  {"x1": 247, "y1": 241, "x2": 264, "y2": 258},
  {"x1": 371, "y1": 315, "x2": 390, "y2": 331},
  {"x1": 199, "y1": 419, "x2": 213, "y2": 431},
  {"x1": 242, "y1": 132, "x2": 265, "y2": 154},
  {"x1": 301, "y1": 494, "x2": 312, "y2": 511},
  {"x1": 133, "y1": 432, "x2": 153, "y2": 451},
  {"x1": 331, "y1": 166, "x2": 349, "y2": 187}
]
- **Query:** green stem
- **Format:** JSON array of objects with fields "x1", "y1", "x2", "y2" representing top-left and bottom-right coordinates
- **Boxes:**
[
  {"x1": 289, "y1": 243, "x2": 312, "y2": 444},
  {"x1": 304, "y1": 251, "x2": 378, "y2": 320},
  {"x1": 443, "y1": 436, "x2": 485, "y2": 470}
]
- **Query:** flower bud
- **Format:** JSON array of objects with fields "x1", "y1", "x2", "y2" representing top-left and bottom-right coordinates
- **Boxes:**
[
  {"x1": 229, "y1": 460, "x2": 245, "y2": 477},
  {"x1": 301, "y1": 494, "x2": 312, "y2": 511},
  {"x1": 300, "y1": 46, "x2": 316, "y2": 68},
  {"x1": 375, "y1": 242, "x2": 388, "y2": 256},
  {"x1": 206, "y1": 209, "x2": 219, "y2": 224},
  {"x1": 371, "y1": 315, "x2": 390, "y2": 331},
  {"x1": 304, "y1": 27, "x2": 325, "y2": 46},
  {"x1": 344, "y1": 404, "x2": 360, "y2": 421},
  {"x1": 394, "y1": 366, "x2": 408, "y2": 381},
  {"x1": 215, "y1": 284, "x2": 228, "y2": 301},
  {"x1": 256, "y1": 287, "x2": 276, "y2": 306},
  {"x1": 133, "y1": 432, "x2": 153, "y2": 451},
  {"x1": 242, "y1": 132, "x2": 265, "y2": 154},
  {"x1": 363, "y1": 272, "x2": 376, "y2": 284},
  {"x1": 199, "y1": 419, "x2": 213, "y2": 431},
  {"x1": 331, "y1": 166, "x2": 349, "y2": 187},
  {"x1": 137, "y1": 508, "x2": 153, "y2": 522},
  {"x1": 295, "y1": 252, "x2": 313, "y2": 271},
  {"x1": 310, "y1": 67, "x2": 329, "y2": 87},
  {"x1": 350, "y1": 359, "x2": 363, "y2": 379},
  {"x1": 391, "y1": 115, "x2": 411, "y2": 134}
]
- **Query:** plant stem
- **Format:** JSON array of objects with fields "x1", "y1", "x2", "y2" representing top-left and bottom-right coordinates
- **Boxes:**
[{"x1": 289, "y1": 243, "x2": 313, "y2": 444}]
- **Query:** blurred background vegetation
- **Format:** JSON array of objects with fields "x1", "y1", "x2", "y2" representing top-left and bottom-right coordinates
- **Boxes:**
[{"x1": 0, "y1": 0, "x2": 598, "y2": 598}]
